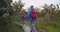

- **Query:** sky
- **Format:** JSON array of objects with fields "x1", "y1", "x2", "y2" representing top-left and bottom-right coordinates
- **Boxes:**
[{"x1": 13, "y1": 0, "x2": 60, "y2": 9}]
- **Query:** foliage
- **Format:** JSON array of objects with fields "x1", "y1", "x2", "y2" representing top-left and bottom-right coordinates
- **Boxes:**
[{"x1": 0, "y1": 0, "x2": 24, "y2": 32}]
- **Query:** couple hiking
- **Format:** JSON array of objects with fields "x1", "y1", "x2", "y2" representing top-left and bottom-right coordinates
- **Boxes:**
[{"x1": 21, "y1": 5, "x2": 38, "y2": 32}]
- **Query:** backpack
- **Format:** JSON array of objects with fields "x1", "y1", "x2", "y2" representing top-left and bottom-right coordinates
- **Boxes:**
[{"x1": 31, "y1": 10, "x2": 38, "y2": 19}]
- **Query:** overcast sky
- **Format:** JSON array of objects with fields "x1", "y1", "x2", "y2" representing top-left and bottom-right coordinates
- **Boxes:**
[{"x1": 13, "y1": 0, "x2": 60, "y2": 9}]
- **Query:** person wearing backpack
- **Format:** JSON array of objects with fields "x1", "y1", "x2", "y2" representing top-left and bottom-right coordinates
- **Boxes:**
[
  {"x1": 27, "y1": 6, "x2": 38, "y2": 32},
  {"x1": 21, "y1": 10, "x2": 27, "y2": 26}
]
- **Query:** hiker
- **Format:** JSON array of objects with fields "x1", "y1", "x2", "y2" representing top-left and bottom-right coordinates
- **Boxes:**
[
  {"x1": 21, "y1": 9, "x2": 27, "y2": 26},
  {"x1": 27, "y1": 5, "x2": 38, "y2": 32}
]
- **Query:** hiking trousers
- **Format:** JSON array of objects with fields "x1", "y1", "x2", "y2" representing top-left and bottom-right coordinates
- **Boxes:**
[{"x1": 30, "y1": 18, "x2": 37, "y2": 32}]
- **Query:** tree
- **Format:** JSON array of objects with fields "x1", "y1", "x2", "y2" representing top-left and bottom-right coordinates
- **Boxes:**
[
  {"x1": 0, "y1": 0, "x2": 15, "y2": 32},
  {"x1": 0, "y1": 0, "x2": 24, "y2": 32},
  {"x1": 41, "y1": 4, "x2": 56, "y2": 24},
  {"x1": 12, "y1": 0, "x2": 24, "y2": 14},
  {"x1": 0, "y1": 0, "x2": 7, "y2": 8},
  {"x1": 35, "y1": 7, "x2": 41, "y2": 13}
]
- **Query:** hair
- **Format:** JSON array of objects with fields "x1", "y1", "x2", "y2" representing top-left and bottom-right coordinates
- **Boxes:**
[
  {"x1": 31, "y1": 5, "x2": 34, "y2": 8},
  {"x1": 30, "y1": 5, "x2": 34, "y2": 10}
]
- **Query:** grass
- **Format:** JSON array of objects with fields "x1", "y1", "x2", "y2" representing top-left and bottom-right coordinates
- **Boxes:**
[
  {"x1": 26, "y1": 17, "x2": 60, "y2": 32},
  {"x1": 8, "y1": 13, "x2": 24, "y2": 32},
  {"x1": 46, "y1": 26, "x2": 60, "y2": 32},
  {"x1": 9, "y1": 26, "x2": 24, "y2": 32},
  {"x1": 11, "y1": 14, "x2": 60, "y2": 32}
]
